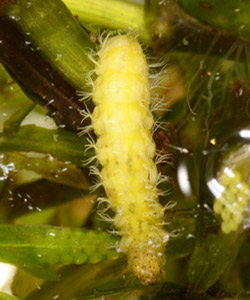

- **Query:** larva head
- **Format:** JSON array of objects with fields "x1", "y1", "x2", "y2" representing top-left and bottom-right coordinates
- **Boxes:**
[{"x1": 129, "y1": 246, "x2": 163, "y2": 285}]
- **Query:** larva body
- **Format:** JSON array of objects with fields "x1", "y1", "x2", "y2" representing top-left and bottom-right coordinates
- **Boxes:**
[{"x1": 91, "y1": 35, "x2": 168, "y2": 284}]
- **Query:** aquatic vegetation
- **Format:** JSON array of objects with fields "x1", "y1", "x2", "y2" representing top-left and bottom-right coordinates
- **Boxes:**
[{"x1": 0, "y1": 0, "x2": 250, "y2": 299}]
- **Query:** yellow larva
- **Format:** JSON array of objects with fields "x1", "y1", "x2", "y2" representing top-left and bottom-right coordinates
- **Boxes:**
[{"x1": 90, "y1": 35, "x2": 169, "y2": 284}]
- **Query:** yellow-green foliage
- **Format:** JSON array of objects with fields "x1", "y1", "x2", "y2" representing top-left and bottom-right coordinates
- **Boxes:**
[
  {"x1": 213, "y1": 167, "x2": 249, "y2": 234},
  {"x1": 91, "y1": 35, "x2": 169, "y2": 284}
]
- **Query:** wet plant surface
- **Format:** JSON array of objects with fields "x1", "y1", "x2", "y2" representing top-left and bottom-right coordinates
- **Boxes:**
[{"x1": 1, "y1": 0, "x2": 250, "y2": 299}]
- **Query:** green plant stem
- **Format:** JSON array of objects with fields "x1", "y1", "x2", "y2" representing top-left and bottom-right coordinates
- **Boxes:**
[
  {"x1": 2, "y1": 152, "x2": 89, "y2": 189},
  {"x1": 187, "y1": 230, "x2": 245, "y2": 295},
  {"x1": 0, "y1": 64, "x2": 9, "y2": 92},
  {"x1": 63, "y1": 0, "x2": 150, "y2": 42},
  {"x1": 0, "y1": 17, "x2": 87, "y2": 130},
  {"x1": 2, "y1": 0, "x2": 94, "y2": 90},
  {"x1": 0, "y1": 225, "x2": 118, "y2": 265},
  {"x1": 7, "y1": 179, "x2": 89, "y2": 221},
  {"x1": 3, "y1": 103, "x2": 35, "y2": 134},
  {"x1": 145, "y1": 0, "x2": 250, "y2": 61},
  {"x1": 0, "y1": 125, "x2": 92, "y2": 166},
  {"x1": 178, "y1": 0, "x2": 250, "y2": 43},
  {"x1": 24, "y1": 260, "x2": 126, "y2": 300},
  {"x1": 0, "y1": 0, "x2": 95, "y2": 129},
  {"x1": 0, "y1": 292, "x2": 20, "y2": 300}
]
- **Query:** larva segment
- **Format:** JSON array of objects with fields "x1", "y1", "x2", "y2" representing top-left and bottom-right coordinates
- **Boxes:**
[{"x1": 91, "y1": 35, "x2": 168, "y2": 285}]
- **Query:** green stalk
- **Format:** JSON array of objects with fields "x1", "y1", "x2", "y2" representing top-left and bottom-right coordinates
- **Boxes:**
[
  {"x1": 63, "y1": 0, "x2": 150, "y2": 42},
  {"x1": 2, "y1": 0, "x2": 94, "y2": 90},
  {"x1": 2, "y1": 152, "x2": 89, "y2": 189},
  {"x1": 0, "y1": 0, "x2": 95, "y2": 129},
  {"x1": 145, "y1": 0, "x2": 250, "y2": 61},
  {"x1": 4, "y1": 179, "x2": 90, "y2": 221},
  {"x1": 178, "y1": 0, "x2": 250, "y2": 43},
  {"x1": 24, "y1": 260, "x2": 125, "y2": 300},
  {"x1": 0, "y1": 292, "x2": 20, "y2": 300},
  {"x1": 0, "y1": 125, "x2": 92, "y2": 166},
  {"x1": 0, "y1": 64, "x2": 9, "y2": 92},
  {"x1": 0, "y1": 225, "x2": 118, "y2": 265},
  {"x1": 3, "y1": 103, "x2": 35, "y2": 134},
  {"x1": 187, "y1": 230, "x2": 245, "y2": 295}
]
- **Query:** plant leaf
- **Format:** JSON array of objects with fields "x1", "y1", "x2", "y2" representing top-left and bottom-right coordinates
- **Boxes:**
[
  {"x1": 63, "y1": 0, "x2": 149, "y2": 42},
  {"x1": 0, "y1": 125, "x2": 93, "y2": 166},
  {"x1": 3, "y1": 103, "x2": 35, "y2": 134},
  {"x1": 187, "y1": 231, "x2": 244, "y2": 295},
  {"x1": 0, "y1": 225, "x2": 119, "y2": 266},
  {"x1": 2, "y1": 152, "x2": 89, "y2": 189},
  {"x1": 2, "y1": 0, "x2": 94, "y2": 89},
  {"x1": 15, "y1": 263, "x2": 58, "y2": 281},
  {"x1": 178, "y1": 0, "x2": 250, "y2": 43},
  {"x1": 0, "y1": 292, "x2": 20, "y2": 300},
  {"x1": 24, "y1": 260, "x2": 127, "y2": 300}
]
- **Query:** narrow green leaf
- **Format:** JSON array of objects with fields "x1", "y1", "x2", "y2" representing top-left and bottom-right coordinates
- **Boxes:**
[
  {"x1": 0, "y1": 225, "x2": 118, "y2": 266},
  {"x1": 0, "y1": 0, "x2": 95, "y2": 130},
  {"x1": 2, "y1": 0, "x2": 94, "y2": 90},
  {"x1": 178, "y1": 0, "x2": 250, "y2": 43},
  {"x1": 3, "y1": 103, "x2": 35, "y2": 134},
  {"x1": 145, "y1": 0, "x2": 250, "y2": 60},
  {"x1": 2, "y1": 152, "x2": 89, "y2": 189},
  {"x1": 24, "y1": 260, "x2": 126, "y2": 300},
  {"x1": 187, "y1": 231, "x2": 244, "y2": 295},
  {"x1": 167, "y1": 235, "x2": 195, "y2": 260},
  {"x1": 0, "y1": 125, "x2": 93, "y2": 166},
  {"x1": 70, "y1": 289, "x2": 142, "y2": 300},
  {"x1": 9, "y1": 179, "x2": 89, "y2": 221},
  {"x1": 15, "y1": 263, "x2": 58, "y2": 281},
  {"x1": 67, "y1": 283, "x2": 187, "y2": 300},
  {"x1": 0, "y1": 64, "x2": 9, "y2": 92},
  {"x1": 63, "y1": 0, "x2": 150, "y2": 42},
  {"x1": 165, "y1": 212, "x2": 195, "y2": 260},
  {"x1": 0, "y1": 292, "x2": 20, "y2": 300}
]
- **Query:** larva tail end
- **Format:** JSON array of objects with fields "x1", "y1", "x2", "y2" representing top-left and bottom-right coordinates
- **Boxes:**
[{"x1": 129, "y1": 247, "x2": 163, "y2": 285}]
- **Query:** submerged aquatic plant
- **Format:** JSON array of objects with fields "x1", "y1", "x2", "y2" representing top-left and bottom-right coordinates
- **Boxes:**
[{"x1": 0, "y1": 0, "x2": 250, "y2": 299}]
